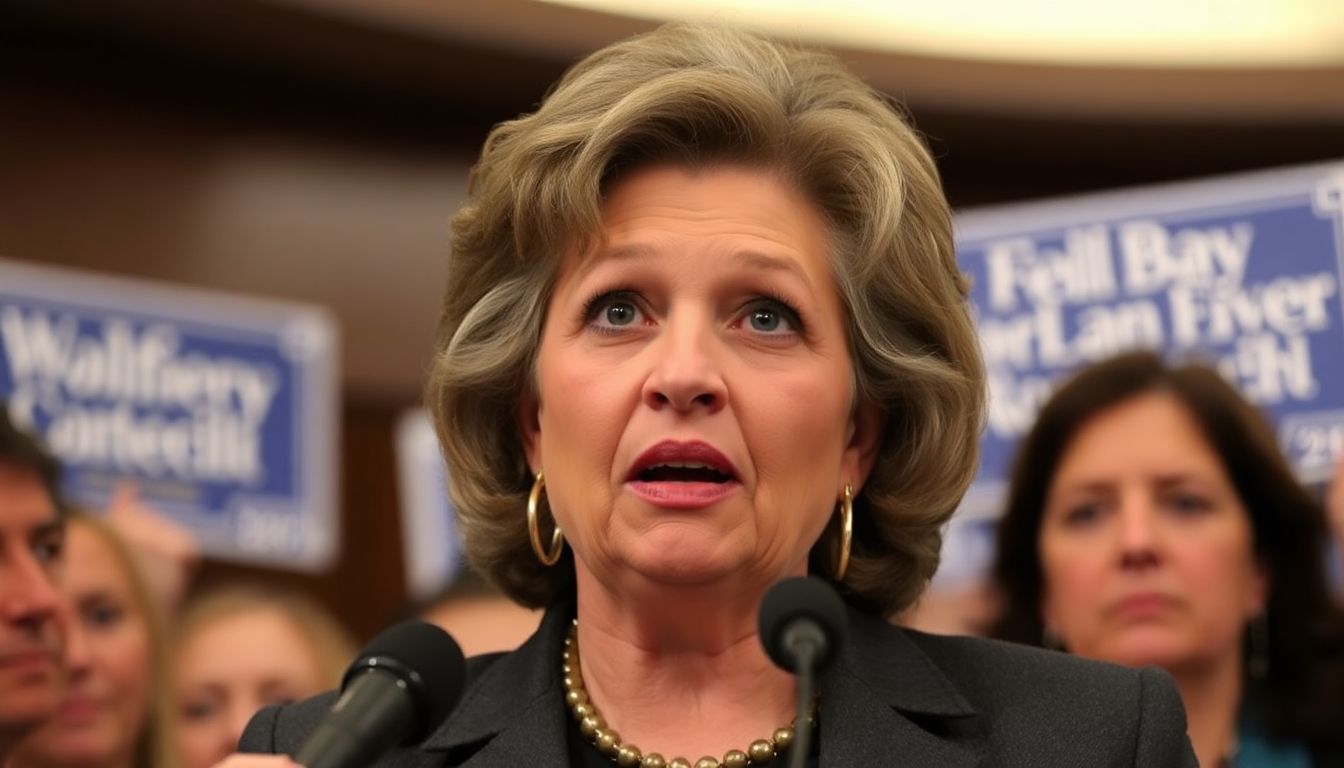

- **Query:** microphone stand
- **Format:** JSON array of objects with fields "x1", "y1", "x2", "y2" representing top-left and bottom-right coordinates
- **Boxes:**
[{"x1": 781, "y1": 622, "x2": 825, "y2": 768}]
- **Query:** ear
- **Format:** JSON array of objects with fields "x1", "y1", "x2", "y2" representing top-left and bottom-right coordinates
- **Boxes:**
[
  {"x1": 517, "y1": 387, "x2": 543, "y2": 473},
  {"x1": 1039, "y1": 591, "x2": 1059, "y2": 637},
  {"x1": 1247, "y1": 557, "x2": 1270, "y2": 618},
  {"x1": 840, "y1": 400, "x2": 885, "y2": 492}
]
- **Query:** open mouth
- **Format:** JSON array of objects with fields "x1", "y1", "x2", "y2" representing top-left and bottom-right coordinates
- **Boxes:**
[
  {"x1": 628, "y1": 440, "x2": 739, "y2": 485},
  {"x1": 636, "y1": 462, "x2": 733, "y2": 484}
]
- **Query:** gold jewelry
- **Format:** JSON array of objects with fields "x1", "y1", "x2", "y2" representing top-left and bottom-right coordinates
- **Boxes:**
[
  {"x1": 563, "y1": 621, "x2": 809, "y2": 768},
  {"x1": 527, "y1": 470, "x2": 564, "y2": 566},
  {"x1": 833, "y1": 484, "x2": 853, "y2": 582}
]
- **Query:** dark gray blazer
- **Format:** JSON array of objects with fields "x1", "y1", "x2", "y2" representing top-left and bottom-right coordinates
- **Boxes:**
[{"x1": 240, "y1": 600, "x2": 1196, "y2": 767}]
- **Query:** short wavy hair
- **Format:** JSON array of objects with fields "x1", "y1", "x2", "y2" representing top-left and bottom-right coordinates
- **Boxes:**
[
  {"x1": 989, "y1": 351, "x2": 1344, "y2": 745},
  {"x1": 426, "y1": 22, "x2": 985, "y2": 617}
]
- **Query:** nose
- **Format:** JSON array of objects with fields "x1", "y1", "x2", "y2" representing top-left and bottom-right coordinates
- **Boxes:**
[
  {"x1": 0, "y1": 545, "x2": 62, "y2": 631},
  {"x1": 642, "y1": 313, "x2": 727, "y2": 414},
  {"x1": 60, "y1": 599, "x2": 93, "y2": 679},
  {"x1": 1117, "y1": 493, "x2": 1161, "y2": 570}
]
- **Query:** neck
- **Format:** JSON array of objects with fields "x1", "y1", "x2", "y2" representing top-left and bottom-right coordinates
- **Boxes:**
[
  {"x1": 1169, "y1": 650, "x2": 1244, "y2": 768},
  {"x1": 571, "y1": 567, "x2": 800, "y2": 761}
]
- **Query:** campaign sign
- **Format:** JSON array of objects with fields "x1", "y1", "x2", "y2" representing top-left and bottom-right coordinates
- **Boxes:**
[
  {"x1": 395, "y1": 409, "x2": 464, "y2": 599},
  {"x1": 956, "y1": 161, "x2": 1344, "y2": 521},
  {"x1": 0, "y1": 259, "x2": 339, "y2": 570}
]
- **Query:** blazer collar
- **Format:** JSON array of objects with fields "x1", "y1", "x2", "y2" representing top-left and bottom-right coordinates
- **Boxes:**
[
  {"x1": 820, "y1": 607, "x2": 984, "y2": 766},
  {"x1": 419, "y1": 597, "x2": 574, "y2": 761},
  {"x1": 420, "y1": 597, "x2": 984, "y2": 766}
]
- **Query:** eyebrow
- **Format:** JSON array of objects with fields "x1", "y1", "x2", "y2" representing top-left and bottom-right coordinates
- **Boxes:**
[
  {"x1": 585, "y1": 243, "x2": 817, "y2": 292},
  {"x1": 1056, "y1": 472, "x2": 1210, "y2": 495},
  {"x1": 30, "y1": 519, "x2": 64, "y2": 544}
]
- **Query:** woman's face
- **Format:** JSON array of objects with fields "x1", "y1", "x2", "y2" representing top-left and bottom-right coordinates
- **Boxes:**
[
  {"x1": 1038, "y1": 392, "x2": 1267, "y2": 674},
  {"x1": 173, "y1": 608, "x2": 327, "y2": 768},
  {"x1": 14, "y1": 522, "x2": 153, "y2": 767},
  {"x1": 522, "y1": 164, "x2": 880, "y2": 593}
]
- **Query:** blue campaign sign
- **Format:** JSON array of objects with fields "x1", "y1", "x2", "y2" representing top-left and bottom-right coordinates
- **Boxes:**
[
  {"x1": 395, "y1": 409, "x2": 463, "y2": 599},
  {"x1": 955, "y1": 161, "x2": 1344, "y2": 521},
  {"x1": 0, "y1": 259, "x2": 339, "y2": 570}
]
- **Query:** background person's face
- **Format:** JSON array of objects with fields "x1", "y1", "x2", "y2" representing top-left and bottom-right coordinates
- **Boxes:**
[
  {"x1": 173, "y1": 608, "x2": 327, "y2": 768},
  {"x1": 1038, "y1": 392, "x2": 1267, "y2": 674},
  {"x1": 0, "y1": 464, "x2": 65, "y2": 738},
  {"x1": 15, "y1": 522, "x2": 153, "y2": 765},
  {"x1": 521, "y1": 164, "x2": 877, "y2": 595}
]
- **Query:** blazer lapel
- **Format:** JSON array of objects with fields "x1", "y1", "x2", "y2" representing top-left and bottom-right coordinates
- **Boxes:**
[
  {"x1": 820, "y1": 608, "x2": 984, "y2": 767},
  {"x1": 418, "y1": 599, "x2": 575, "y2": 768}
]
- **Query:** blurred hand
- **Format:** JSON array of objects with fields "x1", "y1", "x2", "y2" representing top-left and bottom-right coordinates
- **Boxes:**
[
  {"x1": 211, "y1": 756, "x2": 302, "y2": 768},
  {"x1": 105, "y1": 482, "x2": 201, "y2": 615}
]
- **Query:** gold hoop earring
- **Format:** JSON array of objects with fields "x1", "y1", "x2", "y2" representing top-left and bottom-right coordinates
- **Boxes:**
[
  {"x1": 833, "y1": 483, "x2": 853, "y2": 582},
  {"x1": 527, "y1": 470, "x2": 564, "y2": 566}
]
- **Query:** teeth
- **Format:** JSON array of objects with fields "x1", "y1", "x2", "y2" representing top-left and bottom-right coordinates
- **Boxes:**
[{"x1": 650, "y1": 461, "x2": 715, "y2": 470}]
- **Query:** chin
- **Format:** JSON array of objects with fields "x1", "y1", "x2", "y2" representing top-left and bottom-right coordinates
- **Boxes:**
[
  {"x1": 0, "y1": 697, "x2": 59, "y2": 732},
  {"x1": 35, "y1": 746, "x2": 115, "y2": 767},
  {"x1": 1094, "y1": 633, "x2": 1193, "y2": 672},
  {"x1": 623, "y1": 545, "x2": 744, "y2": 586}
]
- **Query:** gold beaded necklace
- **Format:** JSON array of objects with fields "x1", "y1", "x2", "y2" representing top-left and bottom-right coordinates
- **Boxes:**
[{"x1": 562, "y1": 621, "x2": 810, "y2": 768}]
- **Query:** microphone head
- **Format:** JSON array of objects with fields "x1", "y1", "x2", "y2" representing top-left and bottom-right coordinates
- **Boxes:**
[
  {"x1": 343, "y1": 620, "x2": 466, "y2": 744},
  {"x1": 758, "y1": 576, "x2": 848, "y2": 673}
]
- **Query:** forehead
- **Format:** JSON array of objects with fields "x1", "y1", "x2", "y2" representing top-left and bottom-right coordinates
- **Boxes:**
[
  {"x1": 0, "y1": 462, "x2": 59, "y2": 534},
  {"x1": 64, "y1": 524, "x2": 132, "y2": 591},
  {"x1": 1055, "y1": 392, "x2": 1226, "y2": 480},
  {"x1": 178, "y1": 608, "x2": 320, "y2": 679},
  {"x1": 566, "y1": 164, "x2": 832, "y2": 277}
]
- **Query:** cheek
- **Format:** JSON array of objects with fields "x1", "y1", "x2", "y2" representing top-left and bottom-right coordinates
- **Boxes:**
[
  {"x1": 742, "y1": 367, "x2": 851, "y2": 472},
  {"x1": 1039, "y1": 537, "x2": 1106, "y2": 621},
  {"x1": 104, "y1": 626, "x2": 152, "y2": 686},
  {"x1": 1175, "y1": 537, "x2": 1262, "y2": 615}
]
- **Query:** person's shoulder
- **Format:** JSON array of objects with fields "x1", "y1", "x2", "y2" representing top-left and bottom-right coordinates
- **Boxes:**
[
  {"x1": 894, "y1": 629, "x2": 1195, "y2": 765},
  {"x1": 903, "y1": 629, "x2": 1172, "y2": 707}
]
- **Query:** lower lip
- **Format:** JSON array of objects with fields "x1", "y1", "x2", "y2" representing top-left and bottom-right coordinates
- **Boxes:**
[
  {"x1": 625, "y1": 480, "x2": 742, "y2": 509},
  {"x1": 1112, "y1": 595, "x2": 1176, "y2": 619},
  {"x1": 56, "y1": 698, "x2": 100, "y2": 723}
]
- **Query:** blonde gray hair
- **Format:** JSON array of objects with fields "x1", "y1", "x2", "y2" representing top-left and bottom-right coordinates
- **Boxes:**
[{"x1": 426, "y1": 22, "x2": 985, "y2": 616}]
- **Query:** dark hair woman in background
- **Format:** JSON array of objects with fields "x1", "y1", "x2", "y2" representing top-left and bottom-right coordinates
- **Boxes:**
[{"x1": 991, "y1": 350, "x2": 1344, "y2": 767}]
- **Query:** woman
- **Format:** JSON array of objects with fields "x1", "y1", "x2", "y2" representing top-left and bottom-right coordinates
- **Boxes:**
[
  {"x1": 232, "y1": 22, "x2": 1194, "y2": 767},
  {"x1": 990, "y1": 351, "x2": 1344, "y2": 767},
  {"x1": 172, "y1": 586, "x2": 353, "y2": 768},
  {"x1": 9, "y1": 513, "x2": 172, "y2": 768}
]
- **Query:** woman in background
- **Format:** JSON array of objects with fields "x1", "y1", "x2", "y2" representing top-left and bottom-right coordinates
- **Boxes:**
[
  {"x1": 171, "y1": 586, "x2": 353, "y2": 768},
  {"x1": 9, "y1": 513, "x2": 172, "y2": 768},
  {"x1": 991, "y1": 351, "x2": 1344, "y2": 767}
]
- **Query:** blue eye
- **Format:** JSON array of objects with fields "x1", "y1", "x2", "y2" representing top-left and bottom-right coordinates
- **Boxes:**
[
  {"x1": 750, "y1": 308, "x2": 782, "y2": 332},
  {"x1": 741, "y1": 298, "x2": 800, "y2": 336},
  {"x1": 583, "y1": 290, "x2": 646, "y2": 333},
  {"x1": 604, "y1": 301, "x2": 638, "y2": 327}
]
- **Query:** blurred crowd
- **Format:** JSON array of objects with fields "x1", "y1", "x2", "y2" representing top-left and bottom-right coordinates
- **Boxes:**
[{"x1": 2, "y1": 348, "x2": 1343, "y2": 767}]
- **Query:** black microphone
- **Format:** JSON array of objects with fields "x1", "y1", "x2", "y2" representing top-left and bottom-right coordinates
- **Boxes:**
[
  {"x1": 758, "y1": 577, "x2": 847, "y2": 768},
  {"x1": 294, "y1": 620, "x2": 466, "y2": 768}
]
